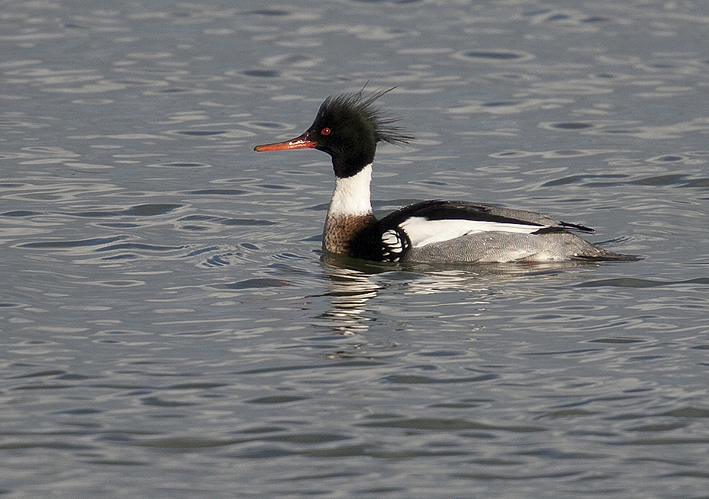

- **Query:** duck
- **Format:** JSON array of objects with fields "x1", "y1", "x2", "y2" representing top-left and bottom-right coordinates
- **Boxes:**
[{"x1": 254, "y1": 89, "x2": 638, "y2": 263}]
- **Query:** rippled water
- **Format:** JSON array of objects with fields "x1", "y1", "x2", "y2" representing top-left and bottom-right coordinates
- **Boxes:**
[{"x1": 2, "y1": 0, "x2": 709, "y2": 497}]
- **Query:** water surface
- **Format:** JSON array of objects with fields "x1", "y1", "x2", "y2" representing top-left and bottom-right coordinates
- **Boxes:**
[{"x1": 1, "y1": 1, "x2": 709, "y2": 497}]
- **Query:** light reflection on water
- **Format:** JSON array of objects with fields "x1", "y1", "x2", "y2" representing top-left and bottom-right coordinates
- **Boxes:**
[{"x1": 1, "y1": 0, "x2": 709, "y2": 497}]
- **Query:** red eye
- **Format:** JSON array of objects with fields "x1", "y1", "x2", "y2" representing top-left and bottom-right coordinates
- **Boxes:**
[{"x1": 320, "y1": 127, "x2": 331, "y2": 136}]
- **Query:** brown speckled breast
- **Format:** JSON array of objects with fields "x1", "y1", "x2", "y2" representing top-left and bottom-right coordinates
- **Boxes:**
[{"x1": 323, "y1": 213, "x2": 376, "y2": 255}]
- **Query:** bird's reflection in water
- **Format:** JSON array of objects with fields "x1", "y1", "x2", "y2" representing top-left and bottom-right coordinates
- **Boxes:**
[
  {"x1": 319, "y1": 254, "x2": 384, "y2": 337},
  {"x1": 318, "y1": 253, "x2": 605, "y2": 340}
]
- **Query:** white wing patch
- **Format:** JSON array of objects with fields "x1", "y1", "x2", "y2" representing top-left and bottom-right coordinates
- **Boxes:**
[{"x1": 399, "y1": 217, "x2": 547, "y2": 248}]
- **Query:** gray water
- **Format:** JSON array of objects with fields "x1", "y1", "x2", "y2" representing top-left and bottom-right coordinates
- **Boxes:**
[{"x1": 2, "y1": 0, "x2": 709, "y2": 497}]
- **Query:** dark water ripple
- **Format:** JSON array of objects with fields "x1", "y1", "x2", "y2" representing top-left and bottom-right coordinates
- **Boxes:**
[
  {"x1": 580, "y1": 277, "x2": 709, "y2": 288},
  {"x1": 19, "y1": 236, "x2": 126, "y2": 249},
  {"x1": 68, "y1": 204, "x2": 184, "y2": 218}
]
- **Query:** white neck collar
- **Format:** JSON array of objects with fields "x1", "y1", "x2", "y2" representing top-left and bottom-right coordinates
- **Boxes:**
[{"x1": 327, "y1": 164, "x2": 373, "y2": 217}]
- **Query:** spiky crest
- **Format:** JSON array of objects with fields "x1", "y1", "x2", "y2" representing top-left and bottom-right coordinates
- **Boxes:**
[{"x1": 316, "y1": 88, "x2": 413, "y2": 146}]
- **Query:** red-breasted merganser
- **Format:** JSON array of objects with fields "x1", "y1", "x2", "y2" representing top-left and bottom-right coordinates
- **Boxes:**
[{"x1": 254, "y1": 89, "x2": 638, "y2": 263}]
